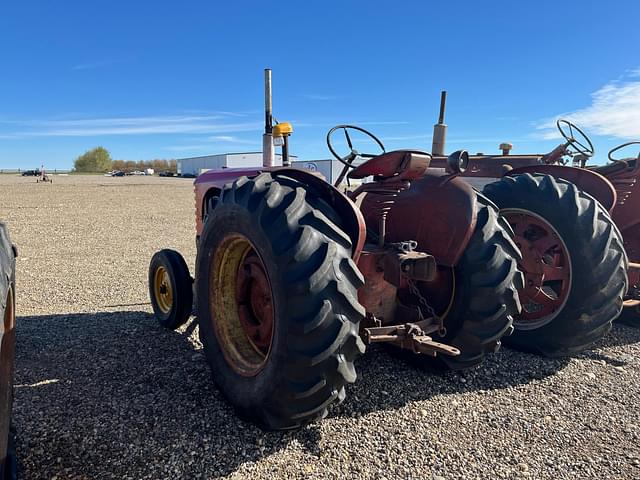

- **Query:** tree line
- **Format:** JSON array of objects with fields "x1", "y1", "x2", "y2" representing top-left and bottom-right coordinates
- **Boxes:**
[{"x1": 73, "y1": 147, "x2": 177, "y2": 173}]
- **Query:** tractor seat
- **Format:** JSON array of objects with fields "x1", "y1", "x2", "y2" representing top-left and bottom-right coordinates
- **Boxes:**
[{"x1": 348, "y1": 150, "x2": 431, "y2": 180}]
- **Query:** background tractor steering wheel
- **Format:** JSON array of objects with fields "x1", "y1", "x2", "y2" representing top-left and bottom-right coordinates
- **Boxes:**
[
  {"x1": 326, "y1": 125, "x2": 386, "y2": 168},
  {"x1": 556, "y1": 119, "x2": 595, "y2": 158},
  {"x1": 608, "y1": 141, "x2": 640, "y2": 163}
]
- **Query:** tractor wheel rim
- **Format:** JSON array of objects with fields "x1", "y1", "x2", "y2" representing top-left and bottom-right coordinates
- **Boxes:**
[
  {"x1": 153, "y1": 266, "x2": 173, "y2": 314},
  {"x1": 211, "y1": 234, "x2": 274, "y2": 377},
  {"x1": 502, "y1": 208, "x2": 572, "y2": 330}
]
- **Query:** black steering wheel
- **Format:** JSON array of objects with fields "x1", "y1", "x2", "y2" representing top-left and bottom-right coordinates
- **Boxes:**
[
  {"x1": 608, "y1": 141, "x2": 640, "y2": 163},
  {"x1": 326, "y1": 125, "x2": 386, "y2": 168},
  {"x1": 556, "y1": 119, "x2": 595, "y2": 158}
]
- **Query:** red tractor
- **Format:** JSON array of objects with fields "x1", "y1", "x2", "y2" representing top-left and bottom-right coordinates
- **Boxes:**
[
  {"x1": 149, "y1": 71, "x2": 524, "y2": 430},
  {"x1": 428, "y1": 92, "x2": 630, "y2": 356}
]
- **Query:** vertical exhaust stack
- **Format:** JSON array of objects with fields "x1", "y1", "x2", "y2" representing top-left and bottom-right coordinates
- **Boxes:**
[
  {"x1": 431, "y1": 90, "x2": 447, "y2": 156},
  {"x1": 262, "y1": 68, "x2": 275, "y2": 167}
]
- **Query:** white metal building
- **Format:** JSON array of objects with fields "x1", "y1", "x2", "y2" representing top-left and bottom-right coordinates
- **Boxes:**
[
  {"x1": 177, "y1": 152, "x2": 360, "y2": 185},
  {"x1": 177, "y1": 152, "x2": 298, "y2": 176}
]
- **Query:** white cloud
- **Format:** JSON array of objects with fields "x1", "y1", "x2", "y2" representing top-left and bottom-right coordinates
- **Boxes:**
[{"x1": 537, "y1": 72, "x2": 640, "y2": 140}]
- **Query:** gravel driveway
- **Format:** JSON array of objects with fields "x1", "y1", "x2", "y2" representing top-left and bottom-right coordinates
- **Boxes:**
[{"x1": 1, "y1": 174, "x2": 639, "y2": 479}]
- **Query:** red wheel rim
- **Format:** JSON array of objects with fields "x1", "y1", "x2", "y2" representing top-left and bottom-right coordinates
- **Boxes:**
[
  {"x1": 235, "y1": 252, "x2": 274, "y2": 354},
  {"x1": 503, "y1": 209, "x2": 572, "y2": 330}
]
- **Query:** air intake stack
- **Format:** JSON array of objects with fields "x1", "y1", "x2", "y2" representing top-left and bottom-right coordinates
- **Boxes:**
[
  {"x1": 431, "y1": 90, "x2": 448, "y2": 156},
  {"x1": 262, "y1": 68, "x2": 275, "y2": 167}
]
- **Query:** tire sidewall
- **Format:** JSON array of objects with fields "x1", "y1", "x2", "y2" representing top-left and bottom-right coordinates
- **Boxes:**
[{"x1": 196, "y1": 204, "x2": 287, "y2": 411}]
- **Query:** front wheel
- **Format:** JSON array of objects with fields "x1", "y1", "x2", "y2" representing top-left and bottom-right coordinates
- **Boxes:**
[
  {"x1": 148, "y1": 249, "x2": 193, "y2": 330},
  {"x1": 196, "y1": 173, "x2": 365, "y2": 430},
  {"x1": 484, "y1": 173, "x2": 628, "y2": 356}
]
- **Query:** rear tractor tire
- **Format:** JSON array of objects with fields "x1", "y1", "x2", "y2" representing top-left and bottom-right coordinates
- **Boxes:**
[
  {"x1": 148, "y1": 249, "x2": 193, "y2": 330},
  {"x1": 195, "y1": 172, "x2": 366, "y2": 430},
  {"x1": 412, "y1": 192, "x2": 523, "y2": 371},
  {"x1": 483, "y1": 173, "x2": 628, "y2": 356}
]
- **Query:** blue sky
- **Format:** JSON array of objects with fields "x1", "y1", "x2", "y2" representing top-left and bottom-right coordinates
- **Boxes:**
[{"x1": 1, "y1": 0, "x2": 639, "y2": 169}]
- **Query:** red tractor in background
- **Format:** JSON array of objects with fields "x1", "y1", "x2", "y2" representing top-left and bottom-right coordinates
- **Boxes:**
[
  {"x1": 428, "y1": 92, "x2": 630, "y2": 356},
  {"x1": 148, "y1": 70, "x2": 524, "y2": 430}
]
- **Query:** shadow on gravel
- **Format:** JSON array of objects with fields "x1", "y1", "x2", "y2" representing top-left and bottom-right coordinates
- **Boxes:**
[
  {"x1": 15, "y1": 312, "x2": 635, "y2": 477},
  {"x1": 333, "y1": 342, "x2": 571, "y2": 420},
  {"x1": 574, "y1": 322, "x2": 640, "y2": 367},
  {"x1": 14, "y1": 312, "x2": 320, "y2": 478},
  {"x1": 337, "y1": 322, "x2": 638, "y2": 419}
]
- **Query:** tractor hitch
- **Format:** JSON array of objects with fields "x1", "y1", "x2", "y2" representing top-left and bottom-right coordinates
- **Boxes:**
[
  {"x1": 384, "y1": 242, "x2": 437, "y2": 286},
  {"x1": 362, "y1": 319, "x2": 460, "y2": 357}
]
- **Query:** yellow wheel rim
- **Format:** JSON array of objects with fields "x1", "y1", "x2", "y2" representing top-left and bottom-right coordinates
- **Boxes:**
[
  {"x1": 211, "y1": 234, "x2": 274, "y2": 377},
  {"x1": 153, "y1": 266, "x2": 173, "y2": 314}
]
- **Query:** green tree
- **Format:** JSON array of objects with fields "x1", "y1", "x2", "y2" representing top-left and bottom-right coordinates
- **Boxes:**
[{"x1": 74, "y1": 147, "x2": 112, "y2": 172}]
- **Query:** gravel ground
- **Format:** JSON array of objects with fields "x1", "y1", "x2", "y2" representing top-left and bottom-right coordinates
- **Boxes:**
[{"x1": 1, "y1": 174, "x2": 639, "y2": 479}]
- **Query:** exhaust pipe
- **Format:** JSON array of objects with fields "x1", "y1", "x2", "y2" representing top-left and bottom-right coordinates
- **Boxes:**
[
  {"x1": 262, "y1": 68, "x2": 275, "y2": 167},
  {"x1": 431, "y1": 90, "x2": 447, "y2": 156}
]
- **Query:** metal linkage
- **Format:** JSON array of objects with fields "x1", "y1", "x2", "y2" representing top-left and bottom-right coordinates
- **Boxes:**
[
  {"x1": 407, "y1": 278, "x2": 446, "y2": 337},
  {"x1": 362, "y1": 319, "x2": 459, "y2": 357}
]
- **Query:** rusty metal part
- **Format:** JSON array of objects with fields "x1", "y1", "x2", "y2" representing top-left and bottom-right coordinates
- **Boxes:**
[
  {"x1": 351, "y1": 178, "x2": 411, "y2": 247},
  {"x1": 503, "y1": 209, "x2": 572, "y2": 330},
  {"x1": 359, "y1": 170, "x2": 477, "y2": 267},
  {"x1": 595, "y1": 160, "x2": 640, "y2": 272},
  {"x1": 362, "y1": 319, "x2": 459, "y2": 357},
  {"x1": 625, "y1": 263, "x2": 640, "y2": 303},
  {"x1": 406, "y1": 278, "x2": 446, "y2": 336},
  {"x1": 348, "y1": 150, "x2": 431, "y2": 180},
  {"x1": 383, "y1": 243, "x2": 437, "y2": 286},
  {"x1": 357, "y1": 243, "x2": 439, "y2": 327},
  {"x1": 356, "y1": 249, "x2": 398, "y2": 323},
  {"x1": 235, "y1": 252, "x2": 274, "y2": 353}
]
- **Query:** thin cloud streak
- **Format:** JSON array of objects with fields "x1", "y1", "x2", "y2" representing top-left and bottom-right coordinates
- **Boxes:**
[
  {"x1": 5, "y1": 114, "x2": 263, "y2": 137},
  {"x1": 72, "y1": 59, "x2": 127, "y2": 70},
  {"x1": 207, "y1": 135, "x2": 259, "y2": 144},
  {"x1": 301, "y1": 94, "x2": 339, "y2": 101},
  {"x1": 165, "y1": 145, "x2": 215, "y2": 152}
]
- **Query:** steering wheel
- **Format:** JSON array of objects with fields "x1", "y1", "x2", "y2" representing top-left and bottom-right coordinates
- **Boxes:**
[
  {"x1": 608, "y1": 141, "x2": 640, "y2": 163},
  {"x1": 326, "y1": 125, "x2": 386, "y2": 168},
  {"x1": 556, "y1": 119, "x2": 595, "y2": 158}
]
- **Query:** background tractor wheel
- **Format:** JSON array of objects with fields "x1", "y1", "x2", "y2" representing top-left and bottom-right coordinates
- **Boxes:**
[
  {"x1": 148, "y1": 249, "x2": 193, "y2": 330},
  {"x1": 410, "y1": 192, "x2": 523, "y2": 370},
  {"x1": 196, "y1": 172, "x2": 365, "y2": 430},
  {"x1": 483, "y1": 173, "x2": 628, "y2": 356}
]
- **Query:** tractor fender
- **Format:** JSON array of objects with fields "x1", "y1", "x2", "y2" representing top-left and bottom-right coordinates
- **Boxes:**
[
  {"x1": 271, "y1": 168, "x2": 366, "y2": 262},
  {"x1": 506, "y1": 165, "x2": 617, "y2": 212},
  {"x1": 360, "y1": 171, "x2": 477, "y2": 267},
  {"x1": 195, "y1": 167, "x2": 366, "y2": 262}
]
